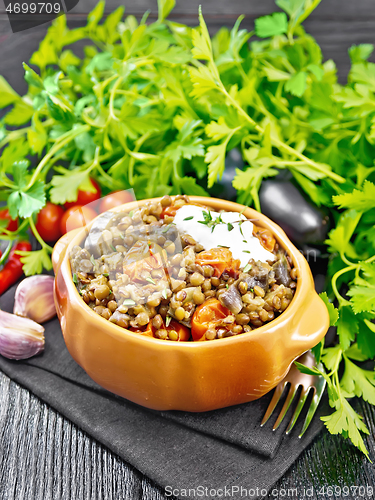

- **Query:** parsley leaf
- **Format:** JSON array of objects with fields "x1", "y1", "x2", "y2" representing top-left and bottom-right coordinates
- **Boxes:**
[
  {"x1": 0, "y1": 76, "x2": 20, "y2": 108},
  {"x1": 285, "y1": 71, "x2": 307, "y2": 97},
  {"x1": 341, "y1": 356, "x2": 375, "y2": 404},
  {"x1": 347, "y1": 262, "x2": 375, "y2": 314},
  {"x1": 321, "y1": 398, "x2": 370, "y2": 459},
  {"x1": 255, "y1": 12, "x2": 288, "y2": 38},
  {"x1": 7, "y1": 182, "x2": 45, "y2": 218},
  {"x1": 16, "y1": 248, "x2": 52, "y2": 276},
  {"x1": 319, "y1": 292, "x2": 339, "y2": 326},
  {"x1": 333, "y1": 181, "x2": 375, "y2": 213},
  {"x1": 50, "y1": 168, "x2": 94, "y2": 205}
]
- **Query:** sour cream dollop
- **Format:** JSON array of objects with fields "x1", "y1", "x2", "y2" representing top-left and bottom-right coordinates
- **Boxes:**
[{"x1": 173, "y1": 205, "x2": 276, "y2": 267}]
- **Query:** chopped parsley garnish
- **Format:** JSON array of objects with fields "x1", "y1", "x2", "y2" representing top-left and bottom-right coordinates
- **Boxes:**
[
  {"x1": 122, "y1": 299, "x2": 136, "y2": 307},
  {"x1": 162, "y1": 223, "x2": 174, "y2": 233}
]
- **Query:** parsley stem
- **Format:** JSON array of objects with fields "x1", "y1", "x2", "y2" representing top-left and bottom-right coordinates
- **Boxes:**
[
  {"x1": 365, "y1": 254, "x2": 375, "y2": 264},
  {"x1": 0, "y1": 176, "x2": 15, "y2": 189},
  {"x1": 26, "y1": 125, "x2": 90, "y2": 191},
  {"x1": 292, "y1": 0, "x2": 323, "y2": 34},
  {"x1": 108, "y1": 76, "x2": 123, "y2": 123},
  {"x1": 0, "y1": 241, "x2": 12, "y2": 266},
  {"x1": 331, "y1": 264, "x2": 357, "y2": 305},
  {"x1": 28, "y1": 216, "x2": 53, "y2": 253},
  {"x1": 0, "y1": 218, "x2": 28, "y2": 237},
  {"x1": 218, "y1": 81, "x2": 345, "y2": 184},
  {"x1": 0, "y1": 119, "x2": 54, "y2": 150}
]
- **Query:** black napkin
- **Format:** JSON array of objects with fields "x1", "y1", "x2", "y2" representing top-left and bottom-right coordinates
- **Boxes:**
[{"x1": 0, "y1": 284, "x2": 329, "y2": 499}]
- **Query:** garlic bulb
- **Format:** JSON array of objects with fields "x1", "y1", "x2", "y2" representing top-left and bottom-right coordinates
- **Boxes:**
[
  {"x1": 0, "y1": 310, "x2": 45, "y2": 360},
  {"x1": 13, "y1": 275, "x2": 56, "y2": 323}
]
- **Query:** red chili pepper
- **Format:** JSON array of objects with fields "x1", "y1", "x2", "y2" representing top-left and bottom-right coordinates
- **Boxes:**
[{"x1": 0, "y1": 241, "x2": 32, "y2": 296}]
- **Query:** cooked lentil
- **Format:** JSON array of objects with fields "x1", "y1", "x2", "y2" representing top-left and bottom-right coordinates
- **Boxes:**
[{"x1": 71, "y1": 196, "x2": 297, "y2": 341}]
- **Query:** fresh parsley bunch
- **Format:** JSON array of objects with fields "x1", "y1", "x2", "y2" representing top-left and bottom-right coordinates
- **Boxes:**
[{"x1": 0, "y1": 0, "x2": 375, "y2": 455}]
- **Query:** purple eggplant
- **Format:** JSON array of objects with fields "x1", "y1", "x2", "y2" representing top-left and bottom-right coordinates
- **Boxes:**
[{"x1": 259, "y1": 180, "x2": 329, "y2": 244}]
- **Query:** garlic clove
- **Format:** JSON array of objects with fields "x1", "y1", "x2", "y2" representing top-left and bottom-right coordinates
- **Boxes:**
[
  {"x1": 13, "y1": 275, "x2": 56, "y2": 324},
  {"x1": 0, "y1": 310, "x2": 45, "y2": 360}
]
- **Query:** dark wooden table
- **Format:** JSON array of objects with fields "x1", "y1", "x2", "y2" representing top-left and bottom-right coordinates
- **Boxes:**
[{"x1": 1, "y1": 1, "x2": 375, "y2": 498}]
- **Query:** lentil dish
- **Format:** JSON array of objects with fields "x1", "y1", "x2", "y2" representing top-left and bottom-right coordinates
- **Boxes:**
[{"x1": 70, "y1": 195, "x2": 297, "y2": 341}]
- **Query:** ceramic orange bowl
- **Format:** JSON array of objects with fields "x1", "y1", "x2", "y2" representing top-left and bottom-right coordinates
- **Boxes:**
[{"x1": 52, "y1": 196, "x2": 329, "y2": 412}]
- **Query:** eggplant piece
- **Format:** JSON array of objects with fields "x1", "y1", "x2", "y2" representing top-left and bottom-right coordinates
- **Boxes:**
[
  {"x1": 259, "y1": 180, "x2": 328, "y2": 244},
  {"x1": 84, "y1": 212, "x2": 115, "y2": 257},
  {"x1": 272, "y1": 254, "x2": 291, "y2": 287},
  {"x1": 219, "y1": 284, "x2": 243, "y2": 314},
  {"x1": 239, "y1": 274, "x2": 266, "y2": 291}
]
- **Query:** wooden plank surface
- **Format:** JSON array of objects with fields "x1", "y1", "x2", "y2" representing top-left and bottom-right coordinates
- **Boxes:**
[
  {"x1": 1, "y1": 369, "x2": 375, "y2": 500},
  {"x1": 1, "y1": 1, "x2": 375, "y2": 498}
]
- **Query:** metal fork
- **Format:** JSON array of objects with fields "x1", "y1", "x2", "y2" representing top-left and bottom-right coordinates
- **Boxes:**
[{"x1": 261, "y1": 351, "x2": 326, "y2": 437}]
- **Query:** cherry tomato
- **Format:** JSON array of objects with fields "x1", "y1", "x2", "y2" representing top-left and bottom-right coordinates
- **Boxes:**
[
  {"x1": 60, "y1": 205, "x2": 97, "y2": 234},
  {"x1": 195, "y1": 247, "x2": 240, "y2": 278},
  {"x1": 99, "y1": 191, "x2": 134, "y2": 213},
  {"x1": 35, "y1": 202, "x2": 65, "y2": 242},
  {"x1": 0, "y1": 209, "x2": 18, "y2": 232},
  {"x1": 191, "y1": 298, "x2": 231, "y2": 341},
  {"x1": 131, "y1": 319, "x2": 190, "y2": 341},
  {"x1": 64, "y1": 178, "x2": 101, "y2": 209}
]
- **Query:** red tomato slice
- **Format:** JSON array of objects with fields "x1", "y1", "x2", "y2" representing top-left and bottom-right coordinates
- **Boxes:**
[
  {"x1": 131, "y1": 318, "x2": 190, "y2": 341},
  {"x1": 195, "y1": 247, "x2": 240, "y2": 278},
  {"x1": 191, "y1": 298, "x2": 231, "y2": 341}
]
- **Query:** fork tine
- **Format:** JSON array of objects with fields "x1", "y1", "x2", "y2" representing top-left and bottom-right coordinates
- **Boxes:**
[
  {"x1": 260, "y1": 382, "x2": 288, "y2": 427},
  {"x1": 299, "y1": 373, "x2": 327, "y2": 438},
  {"x1": 272, "y1": 384, "x2": 300, "y2": 431},
  {"x1": 285, "y1": 387, "x2": 311, "y2": 435}
]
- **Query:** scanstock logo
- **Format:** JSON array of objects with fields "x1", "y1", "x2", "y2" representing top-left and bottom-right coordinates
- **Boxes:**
[{"x1": 4, "y1": 0, "x2": 79, "y2": 33}]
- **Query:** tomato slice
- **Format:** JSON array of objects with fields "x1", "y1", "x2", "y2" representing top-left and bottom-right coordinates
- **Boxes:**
[
  {"x1": 191, "y1": 298, "x2": 231, "y2": 341},
  {"x1": 131, "y1": 318, "x2": 190, "y2": 341},
  {"x1": 252, "y1": 224, "x2": 276, "y2": 252},
  {"x1": 160, "y1": 205, "x2": 179, "y2": 219},
  {"x1": 195, "y1": 247, "x2": 240, "y2": 278},
  {"x1": 122, "y1": 241, "x2": 168, "y2": 282},
  {"x1": 160, "y1": 202, "x2": 205, "y2": 219},
  {"x1": 130, "y1": 322, "x2": 155, "y2": 337}
]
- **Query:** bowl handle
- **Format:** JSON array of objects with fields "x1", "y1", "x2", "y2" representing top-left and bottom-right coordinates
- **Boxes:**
[
  {"x1": 289, "y1": 291, "x2": 330, "y2": 358},
  {"x1": 52, "y1": 229, "x2": 81, "y2": 274}
]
